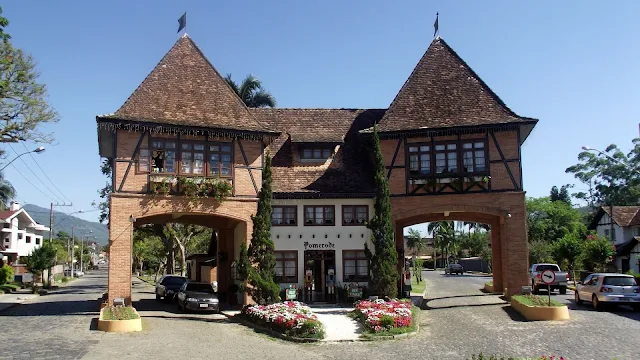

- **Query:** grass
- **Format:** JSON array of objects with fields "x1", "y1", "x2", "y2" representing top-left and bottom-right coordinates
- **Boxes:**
[
  {"x1": 137, "y1": 274, "x2": 156, "y2": 285},
  {"x1": 0, "y1": 283, "x2": 20, "y2": 292},
  {"x1": 485, "y1": 281, "x2": 493, "y2": 287},
  {"x1": 360, "y1": 306, "x2": 420, "y2": 339},
  {"x1": 102, "y1": 306, "x2": 140, "y2": 320},
  {"x1": 512, "y1": 294, "x2": 564, "y2": 307},
  {"x1": 411, "y1": 275, "x2": 426, "y2": 295}
]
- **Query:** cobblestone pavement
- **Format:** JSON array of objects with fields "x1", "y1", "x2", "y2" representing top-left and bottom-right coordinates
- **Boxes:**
[{"x1": 3, "y1": 268, "x2": 639, "y2": 360}]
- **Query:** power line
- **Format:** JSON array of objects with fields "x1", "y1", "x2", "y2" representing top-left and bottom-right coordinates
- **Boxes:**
[
  {"x1": 7, "y1": 144, "x2": 65, "y2": 203},
  {"x1": 20, "y1": 142, "x2": 73, "y2": 204},
  {"x1": 7, "y1": 163, "x2": 59, "y2": 202}
]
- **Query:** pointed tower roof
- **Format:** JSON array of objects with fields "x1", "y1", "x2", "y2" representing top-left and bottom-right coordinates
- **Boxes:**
[
  {"x1": 376, "y1": 37, "x2": 537, "y2": 133},
  {"x1": 106, "y1": 35, "x2": 275, "y2": 134}
]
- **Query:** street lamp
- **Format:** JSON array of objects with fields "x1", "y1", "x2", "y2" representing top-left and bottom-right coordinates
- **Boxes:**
[
  {"x1": 0, "y1": 146, "x2": 45, "y2": 172},
  {"x1": 581, "y1": 146, "x2": 640, "y2": 174}
]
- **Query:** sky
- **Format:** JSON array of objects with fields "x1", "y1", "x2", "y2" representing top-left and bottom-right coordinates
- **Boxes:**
[{"x1": 1, "y1": 1, "x2": 639, "y2": 233}]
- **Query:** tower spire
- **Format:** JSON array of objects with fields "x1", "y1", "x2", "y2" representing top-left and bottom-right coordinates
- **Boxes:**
[{"x1": 434, "y1": 12, "x2": 439, "y2": 38}]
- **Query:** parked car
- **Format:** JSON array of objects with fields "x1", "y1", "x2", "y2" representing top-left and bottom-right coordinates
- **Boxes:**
[
  {"x1": 445, "y1": 263, "x2": 464, "y2": 275},
  {"x1": 155, "y1": 275, "x2": 187, "y2": 301},
  {"x1": 575, "y1": 273, "x2": 640, "y2": 311},
  {"x1": 74, "y1": 270, "x2": 84, "y2": 277},
  {"x1": 176, "y1": 281, "x2": 219, "y2": 313},
  {"x1": 529, "y1": 263, "x2": 568, "y2": 294}
]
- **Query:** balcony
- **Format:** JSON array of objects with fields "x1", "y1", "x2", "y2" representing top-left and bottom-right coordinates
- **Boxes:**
[{"x1": 149, "y1": 175, "x2": 233, "y2": 201}]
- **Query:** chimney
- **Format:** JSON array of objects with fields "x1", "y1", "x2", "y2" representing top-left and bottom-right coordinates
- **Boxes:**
[{"x1": 9, "y1": 201, "x2": 20, "y2": 211}]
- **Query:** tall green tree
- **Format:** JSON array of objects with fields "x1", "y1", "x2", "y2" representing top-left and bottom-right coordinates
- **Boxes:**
[
  {"x1": 526, "y1": 197, "x2": 586, "y2": 244},
  {"x1": 550, "y1": 185, "x2": 573, "y2": 206},
  {"x1": 224, "y1": 74, "x2": 276, "y2": 108},
  {"x1": 238, "y1": 155, "x2": 279, "y2": 304},
  {"x1": 405, "y1": 227, "x2": 426, "y2": 256},
  {"x1": 552, "y1": 233, "x2": 583, "y2": 282},
  {"x1": 0, "y1": 171, "x2": 15, "y2": 210},
  {"x1": 23, "y1": 243, "x2": 57, "y2": 286},
  {"x1": 365, "y1": 126, "x2": 398, "y2": 298},
  {"x1": 0, "y1": 6, "x2": 11, "y2": 42},
  {"x1": 581, "y1": 234, "x2": 615, "y2": 272},
  {"x1": 92, "y1": 159, "x2": 112, "y2": 225}
]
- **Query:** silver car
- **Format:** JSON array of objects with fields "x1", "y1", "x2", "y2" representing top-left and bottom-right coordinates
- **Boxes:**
[{"x1": 575, "y1": 273, "x2": 640, "y2": 311}]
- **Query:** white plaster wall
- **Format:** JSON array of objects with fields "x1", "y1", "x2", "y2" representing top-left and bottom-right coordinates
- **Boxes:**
[
  {"x1": 596, "y1": 213, "x2": 625, "y2": 245},
  {"x1": 271, "y1": 198, "x2": 374, "y2": 290}
]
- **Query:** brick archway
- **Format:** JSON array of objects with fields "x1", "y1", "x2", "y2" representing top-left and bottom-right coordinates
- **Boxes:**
[
  {"x1": 391, "y1": 192, "x2": 529, "y2": 297},
  {"x1": 107, "y1": 194, "x2": 256, "y2": 305}
]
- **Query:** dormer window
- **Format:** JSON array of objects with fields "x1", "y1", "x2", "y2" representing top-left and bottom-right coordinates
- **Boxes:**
[{"x1": 299, "y1": 145, "x2": 333, "y2": 161}]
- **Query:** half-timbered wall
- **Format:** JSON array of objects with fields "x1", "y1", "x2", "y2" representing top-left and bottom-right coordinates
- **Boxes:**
[{"x1": 112, "y1": 129, "x2": 264, "y2": 198}]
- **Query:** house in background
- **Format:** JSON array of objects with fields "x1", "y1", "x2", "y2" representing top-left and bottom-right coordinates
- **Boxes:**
[
  {"x1": 0, "y1": 202, "x2": 50, "y2": 273},
  {"x1": 589, "y1": 205, "x2": 640, "y2": 273}
]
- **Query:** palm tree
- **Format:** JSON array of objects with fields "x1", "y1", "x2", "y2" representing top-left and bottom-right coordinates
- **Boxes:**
[
  {"x1": 0, "y1": 172, "x2": 15, "y2": 210},
  {"x1": 405, "y1": 227, "x2": 426, "y2": 256},
  {"x1": 428, "y1": 221, "x2": 455, "y2": 266},
  {"x1": 224, "y1": 74, "x2": 276, "y2": 108}
]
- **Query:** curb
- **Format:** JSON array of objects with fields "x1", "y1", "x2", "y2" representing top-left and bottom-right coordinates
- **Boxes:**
[{"x1": 229, "y1": 315, "x2": 323, "y2": 343}]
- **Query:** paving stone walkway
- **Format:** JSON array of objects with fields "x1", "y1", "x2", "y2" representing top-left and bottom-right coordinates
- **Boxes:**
[{"x1": 312, "y1": 307, "x2": 361, "y2": 341}]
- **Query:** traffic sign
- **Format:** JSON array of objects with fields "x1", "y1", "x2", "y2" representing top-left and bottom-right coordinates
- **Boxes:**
[{"x1": 541, "y1": 269, "x2": 556, "y2": 285}]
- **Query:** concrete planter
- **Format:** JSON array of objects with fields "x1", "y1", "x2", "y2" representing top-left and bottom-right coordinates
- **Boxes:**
[
  {"x1": 510, "y1": 297, "x2": 570, "y2": 321},
  {"x1": 97, "y1": 307, "x2": 143, "y2": 332},
  {"x1": 483, "y1": 283, "x2": 495, "y2": 293}
]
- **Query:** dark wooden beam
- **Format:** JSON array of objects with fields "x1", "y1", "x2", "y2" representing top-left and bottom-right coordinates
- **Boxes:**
[
  {"x1": 490, "y1": 131, "x2": 519, "y2": 190},
  {"x1": 489, "y1": 159, "x2": 520, "y2": 164},
  {"x1": 387, "y1": 138, "x2": 402, "y2": 180},
  {"x1": 404, "y1": 138, "x2": 409, "y2": 195},
  {"x1": 118, "y1": 131, "x2": 146, "y2": 192},
  {"x1": 517, "y1": 126, "x2": 523, "y2": 190},
  {"x1": 237, "y1": 139, "x2": 259, "y2": 195}
]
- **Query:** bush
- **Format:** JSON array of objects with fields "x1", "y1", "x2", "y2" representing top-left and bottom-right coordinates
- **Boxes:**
[
  {"x1": 102, "y1": 305, "x2": 140, "y2": 320},
  {"x1": 351, "y1": 298, "x2": 413, "y2": 333},
  {"x1": 512, "y1": 294, "x2": 563, "y2": 307},
  {"x1": 240, "y1": 301, "x2": 324, "y2": 339},
  {"x1": 61, "y1": 277, "x2": 69, "y2": 283},
  {"x1": 0, "y1": 264, "x2": 14, "y2": 285}
]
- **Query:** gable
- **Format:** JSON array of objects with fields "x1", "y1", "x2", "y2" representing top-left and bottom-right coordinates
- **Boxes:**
[
  {"x1": 110, "y1": 35, "x2": 271, "y2": 133},
  {"x1": 377, "y1": 37, "x2": 537, "y2": 133}
]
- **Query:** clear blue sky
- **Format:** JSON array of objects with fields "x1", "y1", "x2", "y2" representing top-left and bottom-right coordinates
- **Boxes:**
[{"x1": 1, "y1": 1, "x2": 638, "y2": 231}]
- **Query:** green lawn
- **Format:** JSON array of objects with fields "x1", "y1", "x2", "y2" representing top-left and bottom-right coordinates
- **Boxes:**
[{"x1": 411, "y1": 274, "x2": 426, "y2": 295}]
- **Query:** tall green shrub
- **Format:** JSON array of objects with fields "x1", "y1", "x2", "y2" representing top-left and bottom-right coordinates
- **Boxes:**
[
  {"x1": 238, "y1": 155, "x2": 280, "y2": 304},
  {"x1": 581, "y1": 234, "x2": 615, "y2": 271},
  {"x1": 365, "y1": 125, "x2": 399, "y2": 298},
  {"x1": 23, "y1": 243, "x2": 57, "y2": 285}
]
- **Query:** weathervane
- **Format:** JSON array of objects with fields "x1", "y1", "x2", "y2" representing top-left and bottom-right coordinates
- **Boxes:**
[{"x1": 434, "y1": 12, "x2": 439, "y2": 38}]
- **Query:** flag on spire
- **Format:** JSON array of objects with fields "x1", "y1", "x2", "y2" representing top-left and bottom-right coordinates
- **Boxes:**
[
  {"x1": 434, "y1": 12, "x2": 439, "y2": 37},
  {"x1": 177, "y1": 12, "x2": 187, "y2": 33}
]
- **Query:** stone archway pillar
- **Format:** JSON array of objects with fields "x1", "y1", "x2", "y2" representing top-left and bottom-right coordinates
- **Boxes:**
[
  {"x1": 490, "y1": 219, "x2": 503, "y2": 294},
  {"x1": 394, "y1": 224, "x2": 405, "y2": 294},
  {"x1": 503, "y1": 209, "x2": 529, "y2": 298},
  {"x1": 107, "y1": 198, "x2": 135, "y2": 306}
]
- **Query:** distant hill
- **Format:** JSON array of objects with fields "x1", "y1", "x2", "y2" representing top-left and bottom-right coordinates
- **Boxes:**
[{"x1": 22, "y1": 204, "x2": 109, "y2": 245}]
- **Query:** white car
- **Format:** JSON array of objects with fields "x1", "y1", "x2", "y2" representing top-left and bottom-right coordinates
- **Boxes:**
[{"x1": 575, "y1": 273, "x2": 640, "y2": 311}]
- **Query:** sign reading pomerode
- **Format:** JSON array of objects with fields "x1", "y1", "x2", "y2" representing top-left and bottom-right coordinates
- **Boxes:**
[{"x1": 303, "y1": 241, "x2": 335, "y2": 250}]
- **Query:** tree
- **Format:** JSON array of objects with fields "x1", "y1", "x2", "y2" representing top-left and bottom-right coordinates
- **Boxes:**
[
  {"x1": 429, "y1": 221, "x2": 454, "y2": 264},
  {"x1": 0, "y1": 30, "x2": 59, "y2": 143},
  {"x1": 164, "y1": 223, "x2": 209, "y2": 277},
  {"x1": 224, "y1": 74, "x2": 276, "y2": 108},
  {"x1": 0, "y1": 6, "x2": 10, "y2": 42},
  {"x1": 23, "y1": 243, "x2": 57, "y2": 286},
  {"x1": 364, "y1": 126, "x2": 398, "y2": 298},
  {"x1": 133, "y1": 231, "x2": 165, "y2": 277},
  {"x1": 405, "y1": 228, "x2": 426, "y2": 256},
  {"x1": 526, "y1": 197, "x2": 586, "y2": 244},
  {"x1": 238, "y1": 155, "x2": 280, "y2": 304},
  {"x1": 550, "y1": 185, "x2": 573, "y2": 206},
  {"x1": 581, "y1": 234, "x2": 615, "y2": 272},
  {"x1": 0, "y1": 171, "x2": 15, "y2": 210},
  {"x1": 92, "y1": 159, "x2": 112, "y2": 225},
  {"x1": 462, "y1": 231, "x2": 489, "y2": 257},
  {"x1": 528, "y1": 239, "x2": 553, "y2": 265},
  {"x1": 552, "y1": 233, "x2": 583, "y2": 282}
]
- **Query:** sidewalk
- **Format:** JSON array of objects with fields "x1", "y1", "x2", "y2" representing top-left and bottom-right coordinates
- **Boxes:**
[
  {"x1": 0, "y1": 290, "x2": 39, "y2": 313},
  {"x1": 312, "y1": 307, "x2": 361, "y2": 342}
]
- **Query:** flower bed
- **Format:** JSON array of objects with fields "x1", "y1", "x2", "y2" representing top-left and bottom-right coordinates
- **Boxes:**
[
  {"x1": 240, "y1": 301, "x2": 324, "y2": 339},
  {"x1": 350, "y1": 299, "x2": 414, "y2": 334},
  {"x1": 510, "y1": 295, "x2": 569, "y2": 321},
  {"x1": 97, "y1": 306, "x2": 142, "y2": 332}
]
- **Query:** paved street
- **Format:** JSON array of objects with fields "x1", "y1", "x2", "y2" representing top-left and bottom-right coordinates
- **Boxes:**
[{"x1": 2, "y1": 268, "x2": 640, "y2": 360}]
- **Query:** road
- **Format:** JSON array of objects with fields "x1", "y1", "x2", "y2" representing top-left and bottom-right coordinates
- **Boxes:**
[{"x1": 2, "y1": 268, "x2": 640, "y2": 360}]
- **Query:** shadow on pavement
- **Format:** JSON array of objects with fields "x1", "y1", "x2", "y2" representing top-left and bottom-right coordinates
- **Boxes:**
[
  {"x1": 0, "y1": 299, "x2": 98, "y2": 317},
  {"x1": 500, "y1": 305, "x2": 528, "y2": 322}
]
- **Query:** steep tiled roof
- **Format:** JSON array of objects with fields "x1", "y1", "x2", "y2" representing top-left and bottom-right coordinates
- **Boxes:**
[
  {"x1": 603, "y1": 206, "x2": 640, "y2": 227},
  {"x1": 108, "y1": 35, "x2": 273, "y2": 134},
  {"x1": 377, "y1": 37, "x2": 537, "y2": 133},
  {"x1": 257, "y1": 109, "x2": 384, "y2": 195},
  {"x1": 250, "y1": 108, "x2": 385, "y2": 143}
]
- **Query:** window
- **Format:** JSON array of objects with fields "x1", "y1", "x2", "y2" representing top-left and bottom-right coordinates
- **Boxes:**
[
  {"x1": 634, "y1": 227, "x2": 640, "y2": 237},
  {"x1": 25, "y1": 236, "x2": 31, "y2": 244},
  {"x1": 180, "y1": 143, "x2": 205, "y2": 175},
  {"x1": 275, "y1": 251, "x2": 298, "y2": 282},
  {"x1": 17, "y1": 233, "x2": 23, "y2": 240},
  {"x1": 272, "y1": 206, "x2": 297, "y2": 226},
  {"x1": 208, "y1": 143, "x2": 232, "y2": 177},
  {"x1": 408, "y1": 145, "x2": 431, "y2": 176},
  {"x1": 343, "y1": 250, "x2": 368, "y2": 281},
  {"x1": 342, "y1": 206, "x2": 368, "y2": 226},
  {"x1": 435, "y1": 143, "x2": 458, "y2": 174},
  {"x1": 151, "y1": 140, "x2": 177, "y2": 173},
  {"x1": 612, "y1": 228, "x2": 616, "y2": 241},
  {"x1": 304, "y1": 206, "x2": 335, "y2": 226},
  {"x1": 3, "y1": 223, "x2": 9, "y2": 229},
  {"x1": 138, "y1": 148, "x2": 150, "y2": 172},
  {"x1": 461, "y1": 141, "x2": 486, "y2": 173},
  {"x1": 299, "y1": 146, "x2": 332, "y2": 160},
  {"x1": 35, "y1": 238, "x2": 40, "y2": 245}
]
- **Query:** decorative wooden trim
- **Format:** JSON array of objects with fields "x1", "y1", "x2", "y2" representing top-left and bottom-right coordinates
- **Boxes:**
[
  {"x1": 118, "y1": 131, "x2": 146, "y2": 192},
  {"x1": 232, "y1": 138, "x2": 236, "y2": 197},
  {"x1": 517, "y1": 126, "x2": 523, "y2": 190},
  {"x1": 490, "y1": 131, "x2": 519, "y2": 190},
  {"x1": 111, "y1": 130, "x2": 117, "y2": 192},
  {"x1": 237, "y1": 139, "x2": 258, "y2": 195},
  {"x1": 490, "y1": 159, "x2": 520, "y2": 163},
  {"x1": 387, "y1": 138, "x2": 402, "y2": 180},
  {"x1": 389, "y1": 188, "x2": 518, "y2": 197},
  {"x1": 403, "y1": 138, "x2": 409, "y2": 195},
  {"x1": 234, "y1": 166, "x2": 264, "y2": 170},
  {"x1": 485, "y1": 131, "x2": 492, "y2": 191}
]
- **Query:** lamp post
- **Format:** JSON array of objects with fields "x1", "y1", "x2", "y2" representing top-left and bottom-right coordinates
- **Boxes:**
[
  {"x1": 0, "y1": 146, "x2": 45, "y2": 172},
  {"x1": 70, "y1": 221, "x2": 87, "y2": 278}
]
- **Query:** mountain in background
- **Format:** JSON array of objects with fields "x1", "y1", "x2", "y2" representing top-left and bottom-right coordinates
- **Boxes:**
[{"x1": 22, "y1": 204, "x2": 109, "y2": 245}]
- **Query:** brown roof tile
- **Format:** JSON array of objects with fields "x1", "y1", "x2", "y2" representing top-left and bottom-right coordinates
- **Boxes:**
[
  {"x1": 257, "y1": 109, "x2": 384, "y2": 195},
  {"x1": 377, "y1": 37, "x2": 537, "y2": 133},
  {"x1": 111, "y1": 35, "x2": 272, "y2": 133},
  {"x1": 250, "y1": 108, "x2": 386, "y2": 143},
  {"x1": 0, "y1": 210, "x2": 17, "y2": 220},
  {"x1": 603, "y1": 206, "x2": 640, "y2": 227}
]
